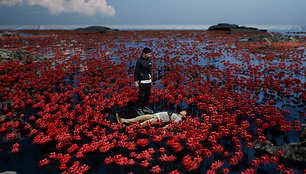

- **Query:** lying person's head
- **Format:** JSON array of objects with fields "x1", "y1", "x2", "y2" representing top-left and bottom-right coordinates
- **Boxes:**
[{"x1": 179, "y1": 110, "x2": 187, "y2": 117}]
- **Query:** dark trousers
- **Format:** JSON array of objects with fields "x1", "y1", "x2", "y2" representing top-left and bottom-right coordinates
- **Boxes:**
[{"x1": 138, "y1": 83, "x2": 151, "y2": 109}]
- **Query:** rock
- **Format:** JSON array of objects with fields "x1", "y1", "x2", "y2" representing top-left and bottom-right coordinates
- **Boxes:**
[
  {"x1": 248, "y1": 33, "x2": 299, "y2": 43},
  {"x1": 0, "y1": 49, "x2": 30, "y2": 62},
  {"x1": 253, "y1": 140, "x2": 278, "y2": 153},
  {"x1": 74, "y1": 26, "x2": 119, "y2": 33},
  {"x1": 208, "y1": 23, "x2": 266, "y2": 32},
  {"x1": 254, "y1": 140, "x2": 306, "y2": 163},
  {"x1": 0, "y1": 31, "x2": 19, "y2": 37},
  {"x1": 0, "y1": 49, "x2": 47, "y2": 63}
]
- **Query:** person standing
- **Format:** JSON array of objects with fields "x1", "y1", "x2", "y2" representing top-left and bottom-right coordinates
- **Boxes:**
[{"x1": 134, "y1": 47, "x2": 154, "y2": 115}]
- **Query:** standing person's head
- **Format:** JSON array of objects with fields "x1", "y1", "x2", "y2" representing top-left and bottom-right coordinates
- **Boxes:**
[{"x1": 141, "y1": 47, "x2": 152, "y2": 59}]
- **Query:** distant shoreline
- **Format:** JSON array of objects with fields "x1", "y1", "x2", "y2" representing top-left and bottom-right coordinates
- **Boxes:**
[{"x1": 0, "y1": 24, "x2": 305, "y2": 32}]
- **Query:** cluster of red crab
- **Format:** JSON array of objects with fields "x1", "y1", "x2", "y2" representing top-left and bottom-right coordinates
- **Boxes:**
[{"x1": 0, "y1": 30, "x2": 305, "y2": 173}]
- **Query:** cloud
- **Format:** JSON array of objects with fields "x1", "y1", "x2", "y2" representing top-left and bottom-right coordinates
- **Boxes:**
[
  {"x1": 0, "y1": 0, "x2": 115, "y2": 16},
  {"x1": 0, "y1": 0, "x2": 23, "y2": 6}
]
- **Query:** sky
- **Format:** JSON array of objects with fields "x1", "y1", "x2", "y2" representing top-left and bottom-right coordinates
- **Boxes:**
[{"x1": 0, "y1": 0, "x2": 305, "y2": 26}]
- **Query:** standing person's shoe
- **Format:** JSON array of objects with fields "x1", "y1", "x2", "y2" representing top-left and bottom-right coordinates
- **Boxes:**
[
  {"x1": 143, "y1": 107, "x2": 154, "y2": 114},
  {"x1": 137, "y1": 109, "x2": 145, "y2": 116}
]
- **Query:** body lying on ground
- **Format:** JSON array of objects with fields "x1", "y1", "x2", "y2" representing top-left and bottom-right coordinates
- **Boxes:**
[{"x1": 116, "y1": 111, "x2": 187, "y2": 127}]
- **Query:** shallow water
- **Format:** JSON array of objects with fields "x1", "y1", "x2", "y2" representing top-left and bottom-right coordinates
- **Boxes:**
[{"x1": 0, "y1": 30, "x2": 305, "y2": 174}]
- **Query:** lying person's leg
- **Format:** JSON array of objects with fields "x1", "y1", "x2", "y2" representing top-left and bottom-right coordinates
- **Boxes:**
[
  {"x1": 122, "y1": 114, "x2": 156, "y2": 123},
  {"x1": 140, "y1": 118, "x2": 159, "y2": 127}
]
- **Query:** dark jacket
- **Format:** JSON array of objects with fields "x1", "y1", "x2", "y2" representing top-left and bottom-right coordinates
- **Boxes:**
[{"x1": 134, "y1": 56, "x2": 152, "y2": 82}]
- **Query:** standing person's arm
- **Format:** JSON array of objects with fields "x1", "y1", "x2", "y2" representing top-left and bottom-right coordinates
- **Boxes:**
[{"x1": 134, "y1": 61, "x2": 141, "y2": 88}]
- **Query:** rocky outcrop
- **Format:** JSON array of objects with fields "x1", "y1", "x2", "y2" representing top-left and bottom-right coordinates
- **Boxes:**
[
  {"x1": 0, "y1": 49, "x2": 31, "y2": 61},
  {"x1": 74, "y1": 26, "x2": 119, "y2": 33},
  {"x1": 0, "y1": 49, "x2": 47, "y2": 63},
  {"x1": 254, "y1": 140, "x2": 306, "y2": 163},
  {"x1": 248, "y1": 33, "x2": 299, "y2": 42},
  {"x1": 0, "y1": 31, "x2": 19, "y2": 37},
  {"x1": 208, "y1": 23, "x2": 266, "y2": 32}
]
